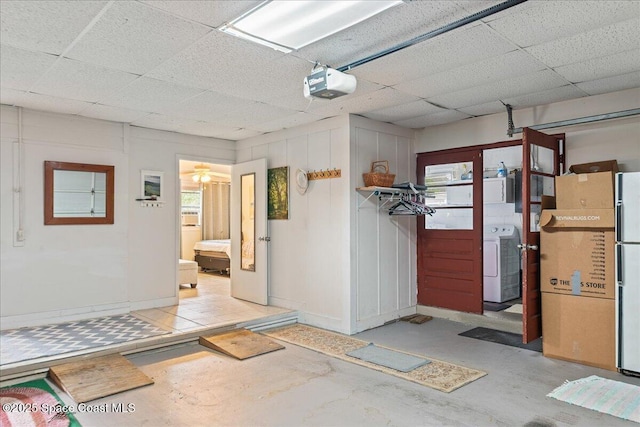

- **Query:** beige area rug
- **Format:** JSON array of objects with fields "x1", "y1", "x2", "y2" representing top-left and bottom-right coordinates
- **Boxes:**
[{"x1": 262, "y1": 324, "x2": 486, "y2": 393}]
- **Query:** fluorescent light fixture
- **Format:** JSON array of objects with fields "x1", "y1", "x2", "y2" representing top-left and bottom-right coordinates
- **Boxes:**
[{"x1": 219, "y1": 1, "x2": 402, "y2": 53}]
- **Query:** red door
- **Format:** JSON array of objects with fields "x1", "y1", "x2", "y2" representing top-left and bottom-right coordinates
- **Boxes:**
[
  {"x1": 521, "y1": 128, "x2": 563, "y2": 342},
  {"x1": 417, "y1": 148, "x2": 483, "y2": 313}
]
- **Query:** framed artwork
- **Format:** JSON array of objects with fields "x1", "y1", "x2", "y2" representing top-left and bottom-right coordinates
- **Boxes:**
[
  {"x1": 268, "y1": 166, "x2": 289, "y2": 220},
  {"x1": 141, "y1": 170, "x2": 163, "y2": 200}
]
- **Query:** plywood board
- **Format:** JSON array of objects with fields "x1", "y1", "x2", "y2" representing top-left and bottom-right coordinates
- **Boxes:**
[
  {"x1": 48, "y1": 353, "x2": 153, "y2": 403},
  {"x1": 199, "y1": 329, "x2": 284, "y2": 360}
]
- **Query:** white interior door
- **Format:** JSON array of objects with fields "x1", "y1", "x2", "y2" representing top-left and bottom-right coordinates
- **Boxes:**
[{"x1": 230, "y1": 158, "x2": 268, "y2": 305}]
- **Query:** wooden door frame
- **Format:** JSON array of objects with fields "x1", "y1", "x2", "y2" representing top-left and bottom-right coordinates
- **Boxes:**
[{"x1": 416, "y1": 134, "x2": 564, "y2": 337}]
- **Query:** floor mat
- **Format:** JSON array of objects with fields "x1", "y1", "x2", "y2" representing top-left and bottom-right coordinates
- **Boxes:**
[
  {"x1": 547, "y1": 375, "x2": 640, "y2": 423},
  {"x1": 483, "y1": 302, "x2": 510, "y2": 312},
  {"x1": 458, "y1": 327, "x2": 542, "y2": 352},
  {"x1": 346, "y1": 343, "x2": 431, "y2": 372},
  {"x1": 48, "y1": 353, "x2": 153, "y2": 403},
  {"x1": 0, "y1": 314, "x2": 170, "y2": 366},
  {"x1": 263, "y1": 324, "x2": 486, "y2": 393},
  {"x1": 0, "y1": 378, "x2": 82, "y2": 426},
  {"x1": 199, "y1": 329, "x2": 284, "y2": 360}
]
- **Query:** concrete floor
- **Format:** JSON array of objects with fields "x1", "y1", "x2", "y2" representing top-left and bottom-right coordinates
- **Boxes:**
[
  {"x1": 4, "y1": 274, "x2": 639, "y2": 426},
  {"x1": 58, "y1": 317, "x2": 638, "y2": 426}
]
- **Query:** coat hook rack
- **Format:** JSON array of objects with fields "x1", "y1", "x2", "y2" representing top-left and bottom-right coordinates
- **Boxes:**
[{"x1": 307, "y1": 168, "x2": 341, "y2": 181}]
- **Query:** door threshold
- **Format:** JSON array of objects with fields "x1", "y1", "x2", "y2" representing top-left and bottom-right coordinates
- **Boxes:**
[{"x1": 416, "y1": 305, "x2": 521, "y2": 334}]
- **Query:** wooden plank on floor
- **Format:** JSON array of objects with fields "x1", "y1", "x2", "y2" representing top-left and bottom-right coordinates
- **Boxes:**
[
  {"x1": 199, "y1": 329, "x2": 284, "y2": 360},
  {"x1": 48, "y1": 353, "x2": 153, "y2": 403}
]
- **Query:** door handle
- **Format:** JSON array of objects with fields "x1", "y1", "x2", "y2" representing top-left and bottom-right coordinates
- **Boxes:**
[
  {"x1": 517, "y1": 243, "x2": 538, "y2": 252},
  {"x1": 258, "y1": 236, "x2": 271, "y2": 242}
]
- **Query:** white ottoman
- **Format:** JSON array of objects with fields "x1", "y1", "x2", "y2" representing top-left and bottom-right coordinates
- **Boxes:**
[{"x1": 178, "y1": 259, "x2": 198, "y2": 288}]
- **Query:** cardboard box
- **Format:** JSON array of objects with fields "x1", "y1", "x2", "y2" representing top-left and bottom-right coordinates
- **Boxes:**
[
  {"x1": 568, "y1": 160, "x2": 619, "y2": 174},
  {"x1": 540, "y1": 209, "x2": 614, "y2": 299},
  {"x1": 556, "y1": 160, "x2": 618, "y2": 209},
  {"x1": 542, "y1": 292, "x2": 615, "y2": 371}
]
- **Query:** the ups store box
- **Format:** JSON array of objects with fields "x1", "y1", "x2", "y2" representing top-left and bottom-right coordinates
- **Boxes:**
[
  {"x1": 542, "y1": 292, "x2": 616, "y2": 371},
  {"x1": 555, "y1": 160, "x2": 618, "y2": 209},
  {"x1": 539, "y1": 209, "x2": 615, "y2": 299}
]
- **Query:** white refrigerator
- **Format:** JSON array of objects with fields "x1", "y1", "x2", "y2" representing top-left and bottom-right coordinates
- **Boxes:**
[{"x1": 615, "y1": 171, "x2": 640, "y2": 375}]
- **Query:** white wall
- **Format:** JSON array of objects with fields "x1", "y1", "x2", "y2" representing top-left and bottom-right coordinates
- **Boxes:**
[
  {"x1": 236, "y1": 116, "x2": 351, "y2": 332},
  {"x1": 0, "y1": 106, "x2": 235, "y2": 328},
  {"x1": 415, "y1": 88, "x2": 640, "y2": 172},
  {"x1": 350, "y1": 115, "x2": 416, "y2": 332},
  {"x1": 236, "y1": 114, "x2": 415, "y2": 334}
]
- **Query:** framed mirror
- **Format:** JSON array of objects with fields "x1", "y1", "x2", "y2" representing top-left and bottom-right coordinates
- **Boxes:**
[
  {"x1": 44, "y1": 161, "x2": 115, "y2": 225},
  {"x1": 240, "y1": 173, "x2": 255, "y2": 271}
]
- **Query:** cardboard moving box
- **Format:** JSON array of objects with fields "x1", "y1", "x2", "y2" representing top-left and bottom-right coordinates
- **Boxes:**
[
  {"x1": 542, "y1": 292, "x2": 616, "y2": 371},
  {"x1": 556, "y1": 160, "x2": 618, "y2": 210},
  {"x1": 540, "y1": 209, "x2": 614, "y2": 299}
]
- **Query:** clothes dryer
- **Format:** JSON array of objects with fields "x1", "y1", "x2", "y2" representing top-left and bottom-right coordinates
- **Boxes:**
[{"x1": 483, "y1": 225, "x2": 520, "y2": 303}]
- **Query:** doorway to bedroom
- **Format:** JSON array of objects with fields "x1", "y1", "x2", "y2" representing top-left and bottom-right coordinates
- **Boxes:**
[{"x1": 178, "y1": 159, "x2": 231, "y2": 299}]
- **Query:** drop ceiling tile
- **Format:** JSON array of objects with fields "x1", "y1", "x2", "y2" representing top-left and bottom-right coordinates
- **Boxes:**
[
  {"x1": 295, "y1": 1, "x2": 468, "y2": 69},
  {"x1": 16, "y1": 92, "x2": 93, "y2": 115},
  {"x1": 210, "y1": 55, "x2": 316, "y2": 103},
  {"x1": 159, "y1": 90, "x2": 248, "y2": 121},
  {"x1": 100, "y1": 77, "x2": 206, "y2": 113},
  {"x1": 65, "y1": 1, "x2": 211, "y2": 75},
  {"x1": 146, "y1": 30, "x2": 284, "y2": 92},
  {"x1": 308, "y1": 87, "x2": 422, "y2": 119},
  {"x1": 457, "y1": 101, "x2": 506, "y2": 117},
  {"x1": 0, "y1": 1, "x2": 107, "y2": 54},
  {"x1": 79, "y1": 104, "x2": 150, "y2": 123},
  {"x1": 576, "y1": 71, "x2": 640, "y2": 95},
  {"x1": 131, "y1": 113, "x2": 200, "y2": 133},
  {"x1": 486, "y1": 1, "x2": 640, "y2": 47},
  {"x1": 393, "y1": 110, "x2": 471, "y2": 128},
  {"x1": 214, "y1": 128, "x2": 263, "y2": 141},
  {"x1": 162, "y1": 90, "x2": 298, "y2": 127},
  {"x1": 394, "y1": 50, "x2": 546, "y2": 99},
  {"x1": 525, "y1": 18, "x2": 640, "y2": 68},
  {"x1": 554, "y1": 49, "x2": 640, "y2": 83},
  {"x1": 503, "y1": 85, "x2": 587, "y2": 109},
  {"x1": 177, "y1": 121, "x2": 240, "y2": 139},
  {"x1": 0, "y1": 87, "x2": 25, "y2": 106},
  {"x1": 140, "y1": 1, "x2": 261, "y2": 28},
  {"x1": 428, "y1": 69, "x2": 570, "y2": 109},
  {"x1": 248, "y1": 112, "x2": 326, "y2": 133},
  {"x1": 361, "y1": 100, "x2": 444, "y2": 123},
  {"x1": 0, "y1": 44, "x2": 57, "y2": 90},
  {"x1": 353, "y1": 24, "x2": 517, "y2": 86},
  {"x1": 30, "y1": 58, "x2": 139, "y2": 103}
]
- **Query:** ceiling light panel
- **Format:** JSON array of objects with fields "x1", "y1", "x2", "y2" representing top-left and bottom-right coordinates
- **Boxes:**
[{"x1": 220, "y1": 1, "x2": 402, "y2": 52}]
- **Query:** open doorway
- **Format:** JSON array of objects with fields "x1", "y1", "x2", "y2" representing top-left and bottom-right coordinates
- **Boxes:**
[
  {"x1": 480, "y1": 146, "x2": 523, "y2": 325},
  {"x1": 417, "y1": 131, "x2": 562, "y2": 342},
  {"x1": 178, "y1": 159, "x2": 231, "y2": 300}
]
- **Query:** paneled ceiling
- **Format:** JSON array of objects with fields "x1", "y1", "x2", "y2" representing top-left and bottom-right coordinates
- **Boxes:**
[{"x1": 1, "y1": 0, "x2": 639, "y2": 141}]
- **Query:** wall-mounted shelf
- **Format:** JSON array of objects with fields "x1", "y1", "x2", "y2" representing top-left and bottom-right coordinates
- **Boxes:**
[{"x1": 356, "y1": 184, "x2": 430, "y2": 214}]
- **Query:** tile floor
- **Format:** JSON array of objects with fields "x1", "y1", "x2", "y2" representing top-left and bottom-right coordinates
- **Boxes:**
[
  {"x1": 132, "y1": 273, "x2": 294, "y2": 333},
  {"x1": 0, "y1": 273, "x2": 296, "y2": 379}
]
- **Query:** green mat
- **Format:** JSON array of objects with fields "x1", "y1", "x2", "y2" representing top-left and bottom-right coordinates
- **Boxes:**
[
  {"x1": 548, "y1": 375, "x2": 640, "y2": 423},
  {"x1": 0, "y1": 378, "x2": 81, "y2": 426}
]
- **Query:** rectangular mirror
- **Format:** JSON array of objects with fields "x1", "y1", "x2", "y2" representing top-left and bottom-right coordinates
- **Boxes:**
[
  {"x1": 44, "y1": 161, "x2": 114, "y2": 225},
  {"x1": 241, "y1": 173, "x2": 255, "y2": 271}
]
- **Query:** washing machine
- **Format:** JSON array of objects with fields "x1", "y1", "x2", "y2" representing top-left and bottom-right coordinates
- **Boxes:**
[{"x1": 483, "y1": 225, "x2": 521, "y2": 303}]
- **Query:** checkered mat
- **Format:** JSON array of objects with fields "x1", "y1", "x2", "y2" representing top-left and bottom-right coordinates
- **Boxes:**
[{"x1": 1, "y1": 314, "x2": 170, "y2": 366}]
